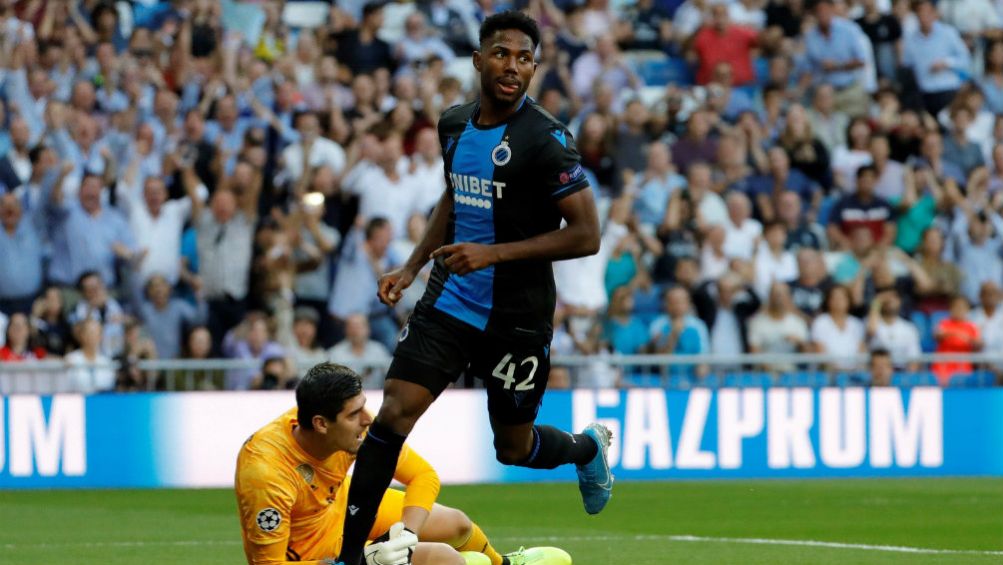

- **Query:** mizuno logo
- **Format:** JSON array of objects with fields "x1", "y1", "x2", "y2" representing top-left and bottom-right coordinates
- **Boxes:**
[{"x1": 550, "y1": 130, "x2": 567, "y2": 148}]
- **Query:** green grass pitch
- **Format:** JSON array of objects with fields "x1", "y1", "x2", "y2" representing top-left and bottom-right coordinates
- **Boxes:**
[{"x1": 2, "y1": 479, "x2": 1001, "y2": 564}]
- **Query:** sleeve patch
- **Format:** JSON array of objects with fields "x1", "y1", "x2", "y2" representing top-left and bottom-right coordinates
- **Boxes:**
[
  {"x1": 256, "y1": 508, "x2": 282, "y2": 532},
  {"x1": 558, "y1": 164, "x2": 584, "y2": 186},
  {"x1": 550, "y1": 129, "x2": 568, "y2": 148}
]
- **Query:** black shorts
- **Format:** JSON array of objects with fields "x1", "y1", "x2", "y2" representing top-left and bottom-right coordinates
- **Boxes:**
[{"x1": 387, "y1": 306, "x2": 551, "y2": 425}]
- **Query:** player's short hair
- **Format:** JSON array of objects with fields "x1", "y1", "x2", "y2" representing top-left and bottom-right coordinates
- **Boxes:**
[
  {"x1": 479, "y1": 10, "x2": 541, "y2": 49},
  {"x1": 296, "y1": 363, "x2": 363, "y2": 430}
]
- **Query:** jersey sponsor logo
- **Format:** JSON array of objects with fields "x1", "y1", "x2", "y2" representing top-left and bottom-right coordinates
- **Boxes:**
[
  {"x1": 256, "y1": 508, "x2": 282, "y2": 532},
  {"x1": 491, "y1": 141, "x2": 512, "y2": 167},
  {"x1": 558, "y1": 164, "x2": 584, "y2": 185},
  {"x1": 295, "y1": 463, "x2": 314, "y2": 484},
  {"x1": 450, "y1": 172, "x2": 505, "y2": 209},
  {"x1": 550, "y1": 129, "x2": 567, "y2": 148}
]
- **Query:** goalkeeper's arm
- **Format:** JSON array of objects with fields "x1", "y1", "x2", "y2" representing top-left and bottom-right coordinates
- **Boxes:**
[{"x1": 391, "y1": 444, "x2": 440, "y2": 535}]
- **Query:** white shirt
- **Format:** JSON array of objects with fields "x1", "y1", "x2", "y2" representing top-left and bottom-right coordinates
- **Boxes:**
[
  {"x1": 281, "y1": 137, "x2": 347, "y2": 182},
  {"x1": 874, "y1": 160, "x2": 907, "y2": 201},
  {"x1": 9, "y1": 150, "x2": 30, "y2": 183},
  {"x1": 699, "y1": 245, "x2": 731, "y2": 283},
  {"x1": 126, "y1": 197, "x2": 193, "y2": 285},
  {"x1": 698, "y1": 191, "x2": 729, "y2": 228},
  {"x1": 971, "y1": 306, "x2": 1003, "y2": 356},
  {"x1": 811, "y1": 314, "x2": 865, "y2": 369},
  {"x1": 410, "y1": 156, "x2": 447, "y2": 213},
  {"x1": 710, "y1": 308, "x2": 743, "y2": 357},
  {"x1": 748, "y1": 312, "x2": 809, "y2": 361},
  {"x1": 345, "y1": 164, "x2": 424, "y2": 240},
  {"x1": 329, "y1": 340, "x2": 391, "y2": 387},
  {"x1": 555, "y1": 221, "x2": 627, "y2": 310},
  {"x1": 753, "y1": 245, "x2": 798, "y2": 299},
  {"x1": 869, "y1": 317, "x2": 922, "y2": 367},
  {"x1": 723, "y1": 218, "x2": 763, "y2": 260},
  {"x1": 65, "y1": 350, "x2": 116, "y2": 393},
  {"x1": 831, "y1": 147, "x2": 874, "y2": 193}
]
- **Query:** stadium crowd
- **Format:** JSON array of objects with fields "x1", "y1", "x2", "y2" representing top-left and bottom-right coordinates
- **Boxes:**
[{"x1": 0, "y1": 0, "x2": 1002, "y2": 392}]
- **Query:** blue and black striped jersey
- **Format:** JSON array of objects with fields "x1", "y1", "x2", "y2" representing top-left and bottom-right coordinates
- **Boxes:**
[{"x1": 418, "y1": 96, "x2": 590, "y2": 340}]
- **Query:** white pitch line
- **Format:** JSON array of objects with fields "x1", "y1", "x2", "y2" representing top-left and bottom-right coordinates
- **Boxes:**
[
  {"x1": 3, "y1": 534, "x2": 1001, "y2": 558},
  {"x1": 492, "y1": 534, "x2": 1003, "y2": 557}
]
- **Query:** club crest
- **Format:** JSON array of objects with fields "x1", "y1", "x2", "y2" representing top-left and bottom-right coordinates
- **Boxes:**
[{"x1": 491, "y1": 141, "x2": 512, "y2": 167}]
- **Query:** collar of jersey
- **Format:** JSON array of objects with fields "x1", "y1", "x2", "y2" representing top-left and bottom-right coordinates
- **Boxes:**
[{"x1": 470, "y1": 95, "x2": 530, "y2": 130}]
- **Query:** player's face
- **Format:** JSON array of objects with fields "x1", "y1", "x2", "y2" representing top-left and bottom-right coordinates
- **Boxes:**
[
  {"x1": 329, "y1": 393, "x2": 373, "y2": 454},
  {"x1": 475, "y1": 29, "x2": 537, "y2": 107}
]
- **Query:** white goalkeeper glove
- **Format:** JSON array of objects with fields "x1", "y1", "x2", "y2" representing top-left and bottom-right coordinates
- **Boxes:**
[{"x1": 363, "y1": 522, "x2": 418, "y2": 565}]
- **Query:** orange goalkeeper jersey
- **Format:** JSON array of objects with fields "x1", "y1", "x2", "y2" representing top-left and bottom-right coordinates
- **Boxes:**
[{"x1": 235, "y1": 408, "x2": 440, "y2": 565}]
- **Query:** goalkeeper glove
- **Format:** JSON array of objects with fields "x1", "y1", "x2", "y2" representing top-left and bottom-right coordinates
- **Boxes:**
[{"x1": 363, "y1": 522, "x2": 418, "y2": 565}]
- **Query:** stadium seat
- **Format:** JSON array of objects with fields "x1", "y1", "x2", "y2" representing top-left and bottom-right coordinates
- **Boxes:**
[
  {"x1": 949, "y1": 371, "x2": 996, "y2": 388},
  {"x1": 637, "y1": 58, "x2": 694, "y2": 86},
  {"x1": 777, "y1": 371, "x2": 830, "y2": 388},
  {"x1": 624, "y1": 371, "x2": 664, "y2": 388},
  {"x1": 835, "y1": 372, "x2": 871, "y2": 387},
  {"x1": 666, "y1": 373, "x2": 695, "y2": 390},
  {"x1": 632, "y1": 284, "x2": 664, "y2": 327},
  {"x1": 910, "y1": 311, "x2": 934, "y2": 352},
  {"x1": 722, "y1": 372, "x2": 772, "y2": 388},
  {"x1": 891, "y1": 372, "x2": 938, "y2": 387}
]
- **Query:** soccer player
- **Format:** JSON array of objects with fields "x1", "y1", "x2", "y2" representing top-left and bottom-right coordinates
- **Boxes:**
[
  {"x1": 235, "y1": 362, "x2": 570, "y2": 565},
  {"x1": 338, "y1": 10, "x2": 613, "y2": 565}
]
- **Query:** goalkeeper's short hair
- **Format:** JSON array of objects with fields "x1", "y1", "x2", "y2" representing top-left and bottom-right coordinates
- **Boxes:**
[{"x1": 296, "y1": 363, "x2": 363, "y2": 430}]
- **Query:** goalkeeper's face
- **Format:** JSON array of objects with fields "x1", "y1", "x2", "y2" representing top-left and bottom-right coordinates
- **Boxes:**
[{"x1": 324, "y1": 393, "x2": 373, "y2": 455}]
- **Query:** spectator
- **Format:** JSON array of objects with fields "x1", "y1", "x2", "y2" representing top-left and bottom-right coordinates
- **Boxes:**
[
  {"x1": 252, "y1": 356, "x2": 296, "y2": 391},
  {"x1": 980, "y1": 41, "x2": 1003, "y2": 115},
  {"x1": 47, "y1": 173, "x2": 139, "y2": 288},
  {"x1": 778, "y1": 104, "x2": 831, "y2": 189},
  {"x1": 942, "y1": 107, "x2": 986, "y2": 177},
  {"x1": 344, "y1": 130, "x2": 423, "y2": 239},
  {"x1": 915, "y1": 227, "x2": 962, "y2": 313},
  {"x1": 827, "y1": 165, "x2": 896, "y2": 251},
  {"x1": 693, "y1": 270, "x2": 762, "y2": 356},
  {"x1": 195, "y1": 183, "x2": 260, "y2": 353},
  {"x1": 70, "y1": 271, "x2": 126, "y2": 358},
  {"x1": 0, "y1": 116, "x2": 34, "y2": 190},
  {"x1": 328, "y1": 218, "x2": 401, "y2": 351},
  {"x1": 138, "y1": 274, "x2": 207, "y2": 361},
  {"x1": 634, "y1": 142, "x2": 686, "y2": 229},
  {"x1": 722, "y1": 191, "x2": 762, "y2": 260},
  {"x1": 902, "y1": 0, "x2": 971, "y2": 115},
  {"x1": 747, "y1": 282, "x2": 810, "y2": 371},
  {"x1": 866, "y1": 290, "x2": 922, "y2": 370},
  {"x1": 571, "y1": 34, "x2": 641, "y2": 105},
  {"x1": 617, "y1": 0, "x2": 674, "y2": 52},
  {"x1": 831, "y1": 117, "x2": 874, "y2": 193},
  {"x1": 947, "y1": 207, "x2": 1003, "y2": 304},
  {"x1": 336, "y1": 2, "x2": 395, "y2": 75},
  {"x1": 916, "y1": 130, "x2": 966, "y2": 188},
  {"x1": 790, "y1": 250, "x2": 832, "y2": 322},
  {"x1": 869, "y1": 348, "x2": 895, "y2": 386},
  {"x1": 932, "y1": 295, "x2": 982, "y2": 384},
  {"x1": 329, "y1": 313, "x2": 391, "y2": 386},
  {"x1": 281, "y1": 111, "x2": 347, "y2": 186},
  {"x1": 0, "y1": 193, "x2": 43, "y2": 315},
  {"x1": 690, "y1": 2, "x2": 757, "y2": 86},
  {"x1": 807, "y1": 85, "x2": 849, "y2": 153},
  {"x1": 602, "y1": 286, "x2": 650, "y2": 355},
  {"x1": 30, "y1": 287, "x2": 70, "y2": 356},
  {"x1": 66, "y1": 319, "x2": 116, "y2": 393},
  {"x1": 754, "y1": 221, "x2": 798, "y2": 299},
  {"x1": 856, "y1": 0, "x2": 902, "y2": 81},
  {"x1": 970, "y1": 281, "x2": 1003, "y2": 358},
  {"x1": 700, "y1": 225, "x2": 731, "y2": 281},
  {"x1": 409, "y1": 127, "x2": 447, "y2": 214},
  {"x1": 778, "y1": 190, "x2": 826, "y2": 251},
  {"x1": 397, "y1": 11, "x2": 456, "y2": 68},
  {"x1": 0, "y1": 313, "x2": 45, "y2": 361},
  {"x1": 804, "y1": 0, "x2": 871, "y2": 117},
  {"x1": 116, "y1": 318, "x2": 157, "y2": 392},
  {"x1": 222, "y1": 312, "x2": 285, "y2": 390},
  {"x1": 811, "y1": 284, "x2": 866, "y2": 370},
  {"x1": 283, "y1": 307, "x2": 329, "y2": 379},
  {"x1": 671, "y1": 110, "x2": 719, "y2": 174},
  {"x1": 686, "y1": 161, "x2": 728, "y2": 230},
  {"x1": 871, "y1": 134, "x2": 908, "y2": 201}
]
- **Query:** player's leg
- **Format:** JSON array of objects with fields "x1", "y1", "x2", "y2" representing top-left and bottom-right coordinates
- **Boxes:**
[
  {"x1": 420, "y1": 505, "x2": 506, "y2": 565},
  {"x1": 339, "y1": 312, "x2": 469, "y2": 565},
  {"x1": 478, "y1": 340, "x2": 613, "y2": 514},
  {"x1": 412, "y1": 543, "x2": 466, "y2": 565}
]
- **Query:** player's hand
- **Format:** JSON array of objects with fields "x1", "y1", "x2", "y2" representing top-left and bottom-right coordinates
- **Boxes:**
[
  {"x1": 430, "y1": 243, "x2": 499, "y2": 276},
  {"x1": 378, "y1": 267, "x2": 417, "y2": 307},
  {"x1": 363, "y1": 522, "x2": 417, "y2": 565}
]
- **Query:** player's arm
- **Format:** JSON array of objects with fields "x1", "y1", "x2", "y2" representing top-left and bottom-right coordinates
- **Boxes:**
[
  {"x1": 237, "y1": 460, "x2": 329, "y2": 565},
  {"x1": 378, "y1": 189, "x2": 453, "y2": 306},
  {"x1": 390, "y1": 443, "x2": 441, "y2": 535}
]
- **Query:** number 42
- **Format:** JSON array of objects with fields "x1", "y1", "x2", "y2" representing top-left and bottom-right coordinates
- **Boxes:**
[{"x1": 492, "y1": 353, "x2": 539, "y2": 391}]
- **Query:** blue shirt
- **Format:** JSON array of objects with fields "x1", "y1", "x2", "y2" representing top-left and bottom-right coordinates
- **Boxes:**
[
  {"x1": 47, "y1": 203, "x2": 135, "y2": 287},
  {"x1": 139, "y1": 298, "x2": 207, "y2": 360},
  {"x1": 604, "y1": 316, "x2": 650, "y2": 354},
  {"x1": 902, "y1": 22, "x2": 970, "y2": 93},
  {"x1": 979, "y1": 77, "x2": 1003, "y2": 114},
  {"x1": 649, "y1": 314, "x2": 710, "y2": 355},
  {"x1": 328, "y1": 228, "x2": 398, "y2": 319},
  {"x1": 0, "y1": 220, "x2": 43, "y2": 299},
  {"x1": 635, "y1": 172, "x2": 686, "y2": 226},
  {"x1": 805, "y1": 18, "x2": 870, "y2": 88}
]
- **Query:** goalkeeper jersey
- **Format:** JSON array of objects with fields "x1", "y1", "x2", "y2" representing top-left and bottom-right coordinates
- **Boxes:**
[{"x1": 234, "y1": 408, "x2": 439, "y2": 564}]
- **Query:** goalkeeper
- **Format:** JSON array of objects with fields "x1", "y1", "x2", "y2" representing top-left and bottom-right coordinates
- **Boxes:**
[{"x1": 235, "y1": 362, "x2": 569, "y2": 565}]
